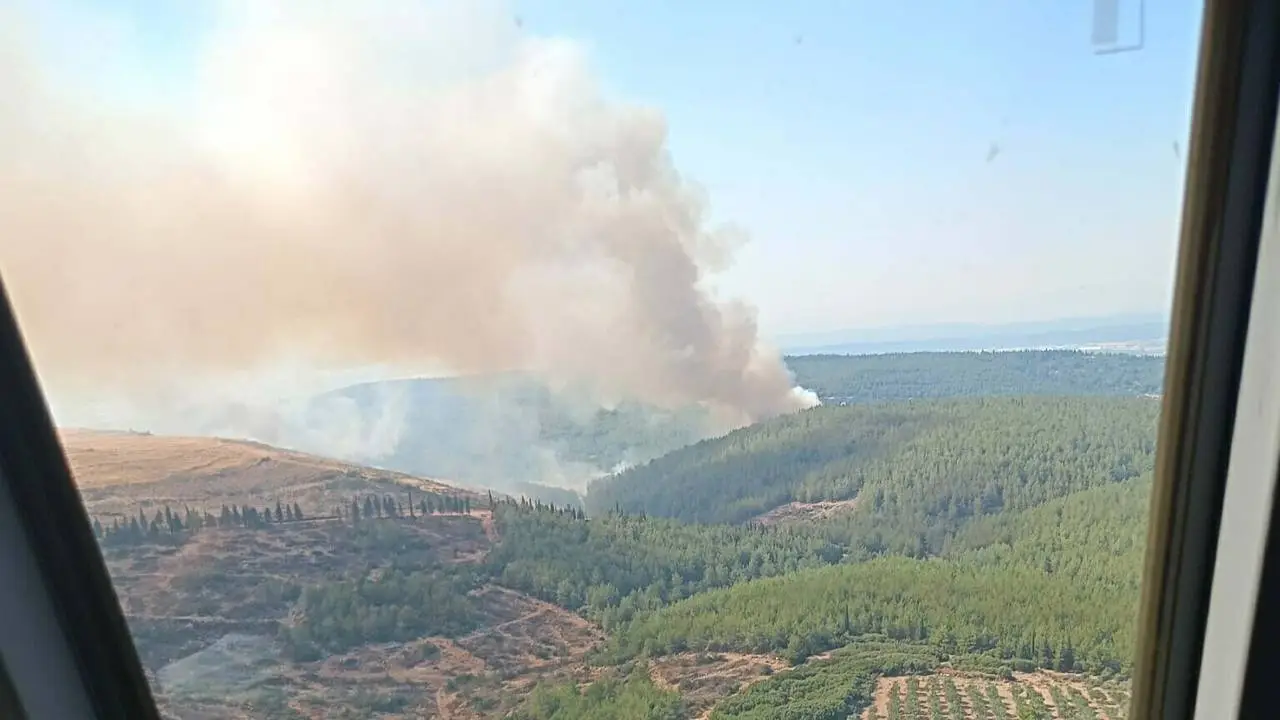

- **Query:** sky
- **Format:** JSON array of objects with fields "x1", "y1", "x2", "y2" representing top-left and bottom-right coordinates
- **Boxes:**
[
  {"x1": 512, "y1": 0, "x2": 1206, "y2": 336},
  {"x1": 23, "y1": 0, "x2": 1204, "y2": 340}
]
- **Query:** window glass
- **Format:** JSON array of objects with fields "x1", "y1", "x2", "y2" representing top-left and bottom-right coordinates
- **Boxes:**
[{"x1": 1, "y1": 1, "x2": 1202, "y2": 717}]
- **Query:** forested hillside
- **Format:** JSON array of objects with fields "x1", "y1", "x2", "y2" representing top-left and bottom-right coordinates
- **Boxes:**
[
  {"x1": 586, "y1": 397, "x2": 1160, "y2": 538},
  {"x1": 596, "y1": 478, "x2": 1153, "y2": 674},
  {"x1": 485, "y1": 505, "x2": 844, "y2": 625},
  {"x1": 946, "y1": 474, "x2": 1152, "y2": 591},
  {"x1": 789, "y1": 350, "x2": 1164, "y2": 402},
  {"x1": 492, "y1": 394, "x2": 1159, "y2": 716},
  {"x1": 496, "y1": 468, "x2": 1149, "y2": 718},
  {"x1": 493, "y1": 464, "x2": 1153, "y2": 671},
  {"x1": 606, "y1": 555, "x2": 1135, "y2": 671}
]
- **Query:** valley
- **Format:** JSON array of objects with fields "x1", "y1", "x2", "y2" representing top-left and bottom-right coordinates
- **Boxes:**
[{"x1": 70, "y1": 351, "x2": 1161, "y2": 719}]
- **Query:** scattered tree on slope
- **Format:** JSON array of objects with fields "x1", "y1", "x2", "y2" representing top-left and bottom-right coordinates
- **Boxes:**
[{"x1": 515, "y1": 671, "x2": 683, "y2": 720}]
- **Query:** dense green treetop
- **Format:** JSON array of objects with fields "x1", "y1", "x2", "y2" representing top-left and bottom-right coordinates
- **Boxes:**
[
  {"x1": 587, "y1": 397, "x2": 1159, "y2": 537},
  {"x1": 587, "y1": 474, "x2": 1153, "y2": 675},
  {"x1": 606, "y1": 553, "x2": 1136, "y2": 673},
  {"x1": 945, "y1": 474, "x2": 1152, "y2": 592},
  {"x1": 486, "y1": 504, "x2": 843, "y2": 626}
]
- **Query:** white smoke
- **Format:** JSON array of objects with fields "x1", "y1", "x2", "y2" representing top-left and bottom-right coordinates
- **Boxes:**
[{"x1": 2, "y1": 0, "x2": 818, "y2": 448}]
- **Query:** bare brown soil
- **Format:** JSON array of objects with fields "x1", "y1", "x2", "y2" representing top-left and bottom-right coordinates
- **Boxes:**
[
  {"x1": 108, "y1": 520, "x2": 488, "y2": 695},
  {"x1": 133, "y1": 516, "x2": 606, "y2": 719},
  {"x1": 865, "y1": 670, "x2": 1130, "y2": 720},
  {"x1": 73, "y1": 432, "x2": 605, "y2": 719},
  {"x1": 753, "y1": 496, "x2": 861, "y2": 526},
  {"x1": 253, "y1": 585, "x2": 605, "y2": 719}
]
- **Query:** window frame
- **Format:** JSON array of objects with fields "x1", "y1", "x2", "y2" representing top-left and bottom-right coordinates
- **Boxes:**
[{"x1": 1131, "y1": 0, "x2": 1280, "y2": 717}]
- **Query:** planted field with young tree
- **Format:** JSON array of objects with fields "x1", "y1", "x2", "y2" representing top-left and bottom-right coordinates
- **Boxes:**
[{"x1": 863, "y1": 674, "x2": 1129, "y2": 720}]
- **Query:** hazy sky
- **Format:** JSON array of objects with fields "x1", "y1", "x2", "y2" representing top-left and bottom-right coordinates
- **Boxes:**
[{"x1": 22, "y1": 0, "x2": 1204, "y2": 339}]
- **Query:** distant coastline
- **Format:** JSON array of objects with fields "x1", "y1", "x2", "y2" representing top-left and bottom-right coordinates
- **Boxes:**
[{"x1": 777, "y1": 313, "x2": 1168, "y2": 356}]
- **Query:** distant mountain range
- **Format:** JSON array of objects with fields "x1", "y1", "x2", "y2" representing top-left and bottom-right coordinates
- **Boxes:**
[{"x1": 776, "y1": 313, "x2": 1168, "y2": 356}]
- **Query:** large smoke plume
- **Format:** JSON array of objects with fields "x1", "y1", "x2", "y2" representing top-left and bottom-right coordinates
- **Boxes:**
[{"x1": 0, "y1": 0, "x2": 817, "y2": 429}]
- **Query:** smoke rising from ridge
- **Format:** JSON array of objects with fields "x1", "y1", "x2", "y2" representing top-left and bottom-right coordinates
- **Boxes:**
[{"x1": 0, "y1": 1, "x2": 817, "y2": 427}]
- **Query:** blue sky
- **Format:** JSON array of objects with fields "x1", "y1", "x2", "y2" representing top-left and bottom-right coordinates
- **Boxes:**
[
  {"x1": 39, "y1": 0, "x2": 1205, "y2": 337},
  {"x1": 515, "y1": 1, "x2": 1206, "y2": 336}
]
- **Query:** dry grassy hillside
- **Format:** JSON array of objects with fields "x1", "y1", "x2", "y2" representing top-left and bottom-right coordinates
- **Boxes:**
[
  {"x1": 100, "y1": 507, "x2": 613, "y2": 719},
  {"x1": 65, "y1": 429, "x2": 621, "y2": 718},
  {"x1": 63, "y1": 429, "x2": 475, "y2": 518}
]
